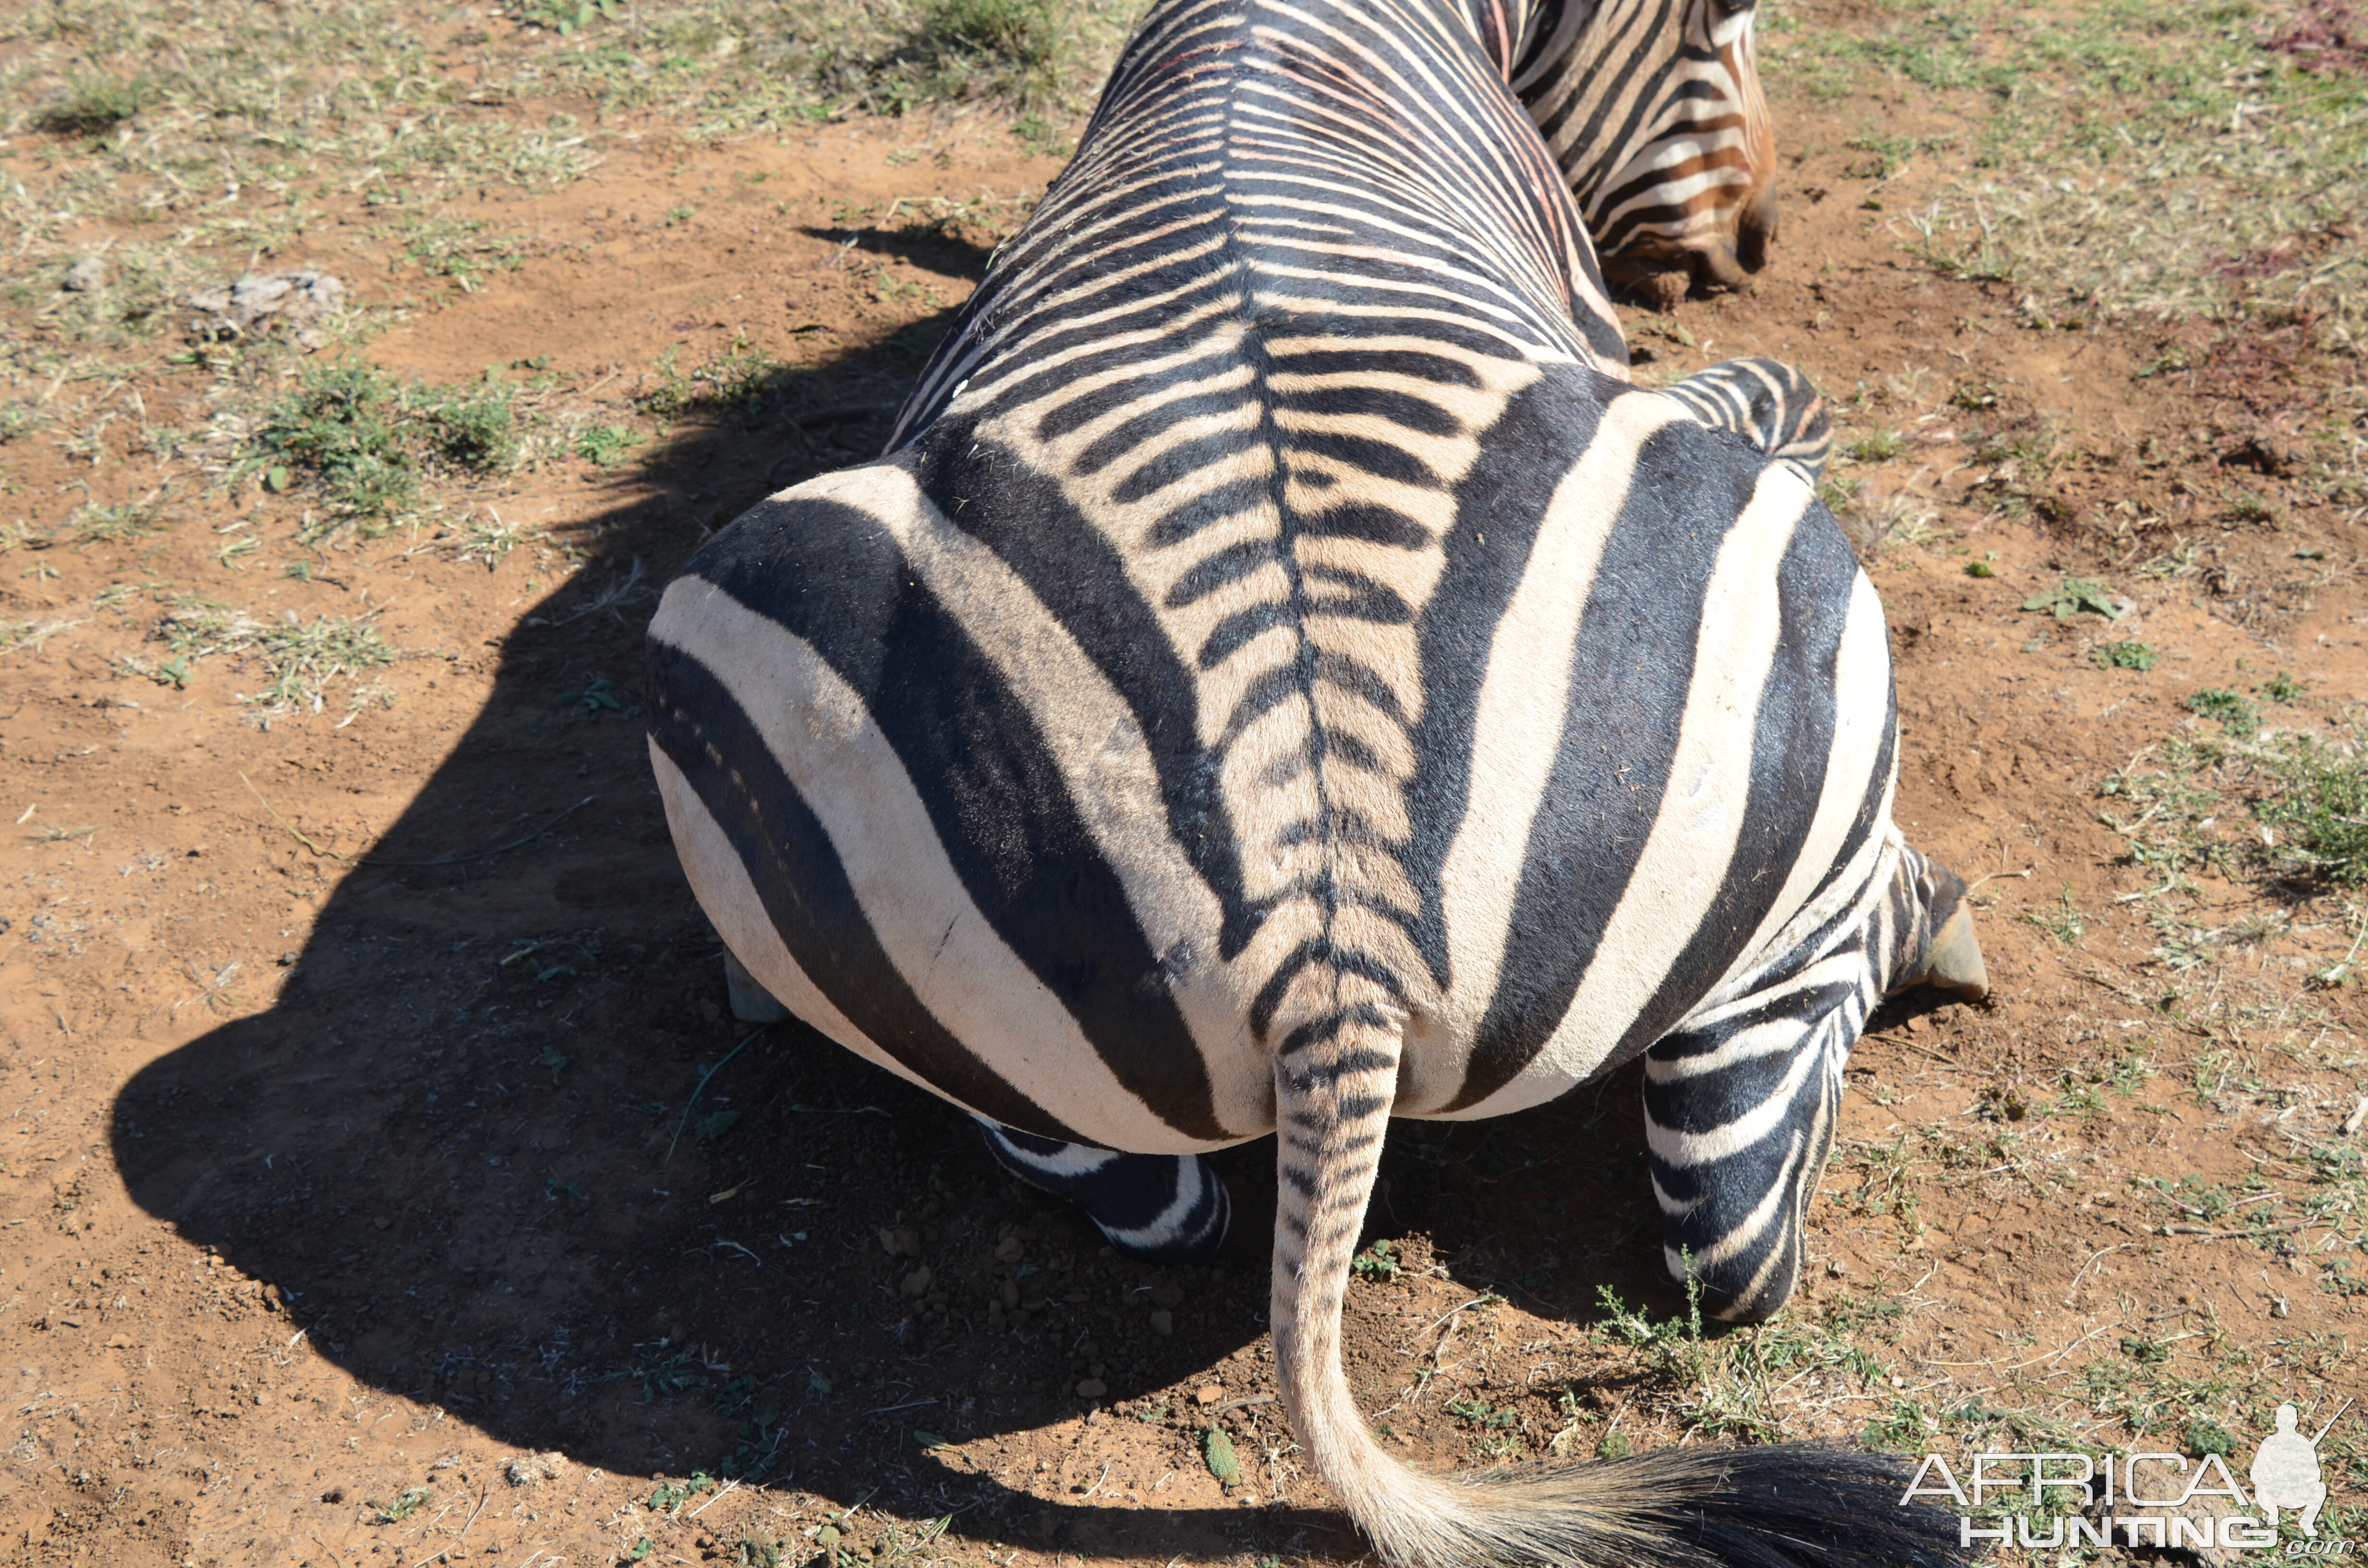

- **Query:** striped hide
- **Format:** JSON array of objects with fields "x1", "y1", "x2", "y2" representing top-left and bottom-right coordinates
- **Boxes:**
[
  {"x1": 1509, "y1": 0, "x2": 1782, "y2": 303},
  {"x1": 646, "y1": 0, "x2": 1984, "y2": 1561}
]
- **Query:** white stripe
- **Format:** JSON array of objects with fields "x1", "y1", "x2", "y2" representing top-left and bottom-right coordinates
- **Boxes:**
[
  {"x1": 1450, "y1": 455, "x2": 1814, "y2": 1119},
  {"x1": 1428, "y1": 392, "x2": 1687, "y2": 1112},
  {"x1": 650, "y1": 571, "x2": 1196, "y2": 1154},
  {"x1": 649, "y1": 742, "x2": 938, "y2": 1103}
]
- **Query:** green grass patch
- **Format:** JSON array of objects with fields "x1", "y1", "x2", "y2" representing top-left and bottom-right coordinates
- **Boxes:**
[
  {"x1": 254, "y1": 360, "x2": 523, "y2": 530},
  {"x1": 2258, "y1": 733, "x2": 2368, "y2": 886},
  {"x1": 33, "y1": 71, "x2": 161, "y2": 135},
  {"x1": 1846, "y1": 428, "x2": 1905, "y2": 462},
  {"x1": 2189, "y1": 686, "x2": 2262, "y2": 737},
  {"x1": 2102, "y1": 722, "x2": 2368, "y2": 890},
  {"x1": 396, "y1": 218, "x2": 530, "y2": 293},
  {"x1": 2096, "y1": 640, "x2": 2157, "y2": 670},
  {"x1": 154, "y1": 596, "x2": 397, "y2": 714},
  {"x1": 1768, "y1": 0, "x2": 2368, "y2": 348}
]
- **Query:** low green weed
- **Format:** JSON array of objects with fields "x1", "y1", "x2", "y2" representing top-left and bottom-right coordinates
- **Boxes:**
[
  {"x1": 2188, "y1": 687, "x2": 2261, "y2": 737},
  {"x1": 2259, "y1": 733, "x2": 2368, "y2": 886},
  {"x1": 2023, "y1": 576, "x2": 2118, "y2": 620},
  {"x1": 35, "y1": 72, "x2": 160, "y2": 135},
  {"x1": 255, "y1": 360, "x2": 524, "y2": 528}
]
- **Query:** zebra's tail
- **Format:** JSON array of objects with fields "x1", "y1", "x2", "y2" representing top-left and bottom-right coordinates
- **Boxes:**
[{"x1": 1270, "y1": 1005, "x2": 1969, "y2": 1568}]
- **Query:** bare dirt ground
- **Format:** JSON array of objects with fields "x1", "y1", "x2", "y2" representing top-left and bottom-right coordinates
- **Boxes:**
[{"x1": 3, "y1": 4, "x2": 2367, "y2": 1566}]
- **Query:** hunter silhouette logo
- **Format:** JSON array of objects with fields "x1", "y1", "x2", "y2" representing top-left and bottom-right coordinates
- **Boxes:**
[
  {"x1": 1900, "y1": 1399, "x2": 2354, "y2": 1554},
  {"x1": 2253, "y1": 1403, "x2": 2332, "y2": 1538}
]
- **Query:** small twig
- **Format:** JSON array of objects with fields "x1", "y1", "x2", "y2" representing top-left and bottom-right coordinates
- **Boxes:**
[
  {"x1": 1413, "y1": 1295, "x2": 1498, "y2": 1341},
  {"x1": 1963, "y1": 867, "x2": 2035, "y2": 895},
  {"x1": 1209, "y1": 1393, "x2": 1274, "y2": 1416},
  {"x1": 2061, "y1": 1244, "x2": 2132, "y2": 1305},
  {"x1": 868, "y1": 1397, "x2": 937, "y2": 1415},
  {"x1": 455, "y1": 1489, "x2": 491, "y2": 1541},
  {"x1": 359, "y1": 795, "x2": 595, "y2": 870},
  {"x1": 687, "y1": 1477, "x2": 740, "y2": 1519},
  {"x1": 666, "y1": 1029, "x2": 762, "y2": 1161},
  {"x1": 239, "y1": 771, "x2": 338, "y2": 858}
]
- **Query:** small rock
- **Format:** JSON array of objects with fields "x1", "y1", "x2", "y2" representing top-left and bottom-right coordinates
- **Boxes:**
[
  {"x1": 1000, "y1": 1281, "x2": 1020, "y2": 1309},
  {"x1": 1075, "y1": 1378, "x2": 1107, "y2": 1399},
  {"x1": 880, "y1": 1227, "x2": 921, "y2": 1258},
  {"x1": 62, "y1": 256, "x2": 106, "y2": 293},
  {"x1": 1195, "y1": 1384, "x2": 1223, "y2": 1406},
  {"x1": 995, "y1": 1235, "x2": 1025, "y2": 1263},
  {"x1": 1149, "y1": 1309, "x2": 1174, "y2": 1336},
  {"x1": 899, "y1": 1264, "x2": 933, "y2": 1298},
  {"x1": 1825, "y1": 1257, "x2": 1848, "y2": 1278},
  {"x1": 506, "y1": 1450, "x2": 568, "y2": 1487},
  {"x1": 1149, "y1": 1281, "x2": 1184, "y2": 1309},
  {"x1": 816, "y1": 1524, "x2": 842, "y2": 1551},
  {"x1": 183, "y1": 269, "x2": 346, "y2": 351}
]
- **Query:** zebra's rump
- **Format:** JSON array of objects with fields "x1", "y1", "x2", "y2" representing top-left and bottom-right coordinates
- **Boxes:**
[{"x1": 645, "y1": 368, "x2": 1898, "y2": 1155}]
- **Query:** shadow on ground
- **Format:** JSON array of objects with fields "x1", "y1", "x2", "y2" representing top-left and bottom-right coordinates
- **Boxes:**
[{"x1": 104, "y1": 295, "x2": 1692, "y2": 1553}]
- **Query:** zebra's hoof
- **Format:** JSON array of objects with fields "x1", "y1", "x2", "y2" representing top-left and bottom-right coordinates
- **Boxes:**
[
  {"x1": 722, "y1": 947, "x2": 790, "y2": 1023},
  {"x1": 1912, "y1": 904, "x2": 1990, "y2": 1002}
]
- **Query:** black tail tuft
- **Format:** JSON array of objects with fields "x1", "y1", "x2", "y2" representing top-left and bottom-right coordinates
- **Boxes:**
[{"x1": 1577, "y1": 1443, "x2": 1971, "y2": 1568}]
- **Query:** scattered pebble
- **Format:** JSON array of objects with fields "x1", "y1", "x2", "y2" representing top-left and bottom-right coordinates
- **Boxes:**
[
  {"x1": 506, "y1": 1452, "x2": 567, "y2": 1486},
  {"x1": 1075, "y1": 1378, "x2": 1107, "y2": 1399},
  {"x1": 816, "y1": 1524, "x2": 841, "y2": 1550},
  {"x1": 880, "y1": 1227, "x2": 921, "y2": 1258},
  {"x1": 1149, "y1": 1309, "x2": 1173, "y2": 1336},
  {"x1": 183, "y1": 270, "x2": 346, "y2": 351},
  {"x1": 995, "y1": 1235, "x2": 1025, "y2": 1263},
  {"x1": 898, "y1": 1265, "x2": 932, "y2": 1298},
  {"x1": 1195, "y1": 1384, "x2": 1223, "y2": 1406},
  {"x1": 61, "y1": 256, "x2": 105, "y2": 294}
]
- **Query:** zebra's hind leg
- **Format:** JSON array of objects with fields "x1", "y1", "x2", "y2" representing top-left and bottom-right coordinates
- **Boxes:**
[
  {"x1": 721, "y1": 947, "x2": 789, "y2": 1023},
  {"x1": 1663, "y1": 356, "x2": 1834, "y2": 482},
  {"x1": 1645, "y1": 842, "x2": 1988, "y2": 1323},
  {"x1": 975, "y1": 1118, "x2": 1231, "y2": 1265}
]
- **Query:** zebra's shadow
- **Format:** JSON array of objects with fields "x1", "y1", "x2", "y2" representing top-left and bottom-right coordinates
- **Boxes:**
[{"x1": 103, "y1": 307, "x2": 1696, "y2": 1547}]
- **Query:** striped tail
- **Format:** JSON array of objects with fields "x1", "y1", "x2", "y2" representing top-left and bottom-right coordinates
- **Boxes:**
[{"x1": 1269, "y1": 1001, "x2": 1969, "y2": 1568}]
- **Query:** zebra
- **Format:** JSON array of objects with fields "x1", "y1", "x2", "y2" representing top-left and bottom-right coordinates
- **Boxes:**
[
  {"x1": 646, "y1": 0, "x2": 1987, "y2": 1560},
  {"x1": 1509, "y1": 0, "x2": 1784, "y2": 304}
]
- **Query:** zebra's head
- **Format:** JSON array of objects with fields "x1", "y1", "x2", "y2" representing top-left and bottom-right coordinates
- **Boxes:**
[{"x1": 1517, "y1": 0, "x2": 1781, "y2": 306}]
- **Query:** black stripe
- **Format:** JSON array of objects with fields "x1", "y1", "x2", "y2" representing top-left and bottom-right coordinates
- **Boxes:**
[
  {"x1": 1596, "y1": 488, "x2": 1854, "y2": 1071},
  {"x1": 1396, "y1": 367, "x2": 1615, "y2": 991},
  {"x1": 674, "y1": 482, "x2": 1229, "y2": 1144},
  {"x1": 1447, "y1": 411, "x2": 1755, "y2": 1111},
  {"x1": 647, "y1": 638, "x2": 1084, "y2": 1143}
]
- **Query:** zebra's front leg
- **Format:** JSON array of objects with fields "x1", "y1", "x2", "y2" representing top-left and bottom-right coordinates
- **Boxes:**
[
  {"x1": 975, "y1": 1119, "x2": 1231, "y2": 1265},
  {"x1": 1645, "y1": 842, "x2": 1987, "y2": 1323}
]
